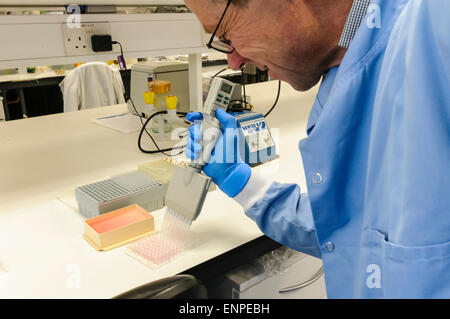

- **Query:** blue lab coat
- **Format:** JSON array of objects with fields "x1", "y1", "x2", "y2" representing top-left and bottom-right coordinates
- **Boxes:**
[{"x1": 240, "y1": 0, "x2": 450, "y2": 298}]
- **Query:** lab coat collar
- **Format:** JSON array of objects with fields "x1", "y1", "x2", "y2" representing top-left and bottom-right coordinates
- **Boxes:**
[
  {"x1": 335, "y1": 0, "x2": 410, "y2": 81},
  {"x1": 307, "y1": 0, "x2": 409, "y2": 134}
]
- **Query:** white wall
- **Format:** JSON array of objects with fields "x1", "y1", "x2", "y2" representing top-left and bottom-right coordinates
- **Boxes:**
[{"x1": 0, "y1": 13, "x2": 207, "y2": 69}]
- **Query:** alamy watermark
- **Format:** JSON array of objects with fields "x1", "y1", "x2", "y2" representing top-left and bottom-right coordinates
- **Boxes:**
[
  {"x1": 66, "y1": 264, "x2": 81, "y2": 289},
  {"x1": 169, "y1": 125, "x2": 281, "y2": 175},
  {"x1": 366, "y1": 264, "x2": 381, "y2": 289},
  {"x1": 366, "y1": 4, "x2": 382, "y2": 29},
  {"x1": 66, "y1": 4, "x2": 81, "y2": 29}
]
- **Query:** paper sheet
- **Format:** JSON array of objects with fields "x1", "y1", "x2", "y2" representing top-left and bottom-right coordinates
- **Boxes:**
[{"x1": 92, "y1": 113, "x2": 142, "y2": 133}]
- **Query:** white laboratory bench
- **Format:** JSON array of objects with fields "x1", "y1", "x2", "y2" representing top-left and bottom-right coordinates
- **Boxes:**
[{"x1": 0, "y1": 80, "x2": 320, "y2": 299}]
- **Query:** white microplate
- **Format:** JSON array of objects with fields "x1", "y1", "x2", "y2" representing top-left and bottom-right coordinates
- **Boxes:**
[{"x1": 126, "y1": 208, "x2": 196, "y2": 269}]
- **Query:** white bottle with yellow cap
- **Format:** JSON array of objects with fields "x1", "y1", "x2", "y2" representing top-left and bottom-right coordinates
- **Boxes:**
[
  {"x1": 142, "y1": 91, "x2": 155, "y2": 117},
  {"x1": 150, "y1": 80, "x2": 172, "y2": 140},
  {"x1": 166, "y1": 95, "x2": 184, "y2": 126}
]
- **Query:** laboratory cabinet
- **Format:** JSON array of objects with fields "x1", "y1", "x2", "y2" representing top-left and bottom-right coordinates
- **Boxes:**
[{"x1": 208, "y1": 247, "x2": 327, "y2": 299}]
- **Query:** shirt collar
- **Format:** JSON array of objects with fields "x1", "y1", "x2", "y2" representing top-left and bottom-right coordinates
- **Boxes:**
[{"x1": 338, "y1": 0, "x2": 371, "y2": 48}]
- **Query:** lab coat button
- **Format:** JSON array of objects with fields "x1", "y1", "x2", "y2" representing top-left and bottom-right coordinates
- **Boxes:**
[
  {"x1": 324, "y1": 242, "x2": 335, "y2": 252},
  {"x1": 313, "y1": 173, "x2": 323, "y2": 184}
]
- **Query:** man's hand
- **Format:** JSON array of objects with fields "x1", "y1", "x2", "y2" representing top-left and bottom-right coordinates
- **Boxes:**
[{"x1": 185, "y1": 108, "x2": 251, "y2": 198}]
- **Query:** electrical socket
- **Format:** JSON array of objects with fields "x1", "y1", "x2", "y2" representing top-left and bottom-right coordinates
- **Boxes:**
[{"x1": 62, "y1": 23, "x2": 111, "y2": 56}]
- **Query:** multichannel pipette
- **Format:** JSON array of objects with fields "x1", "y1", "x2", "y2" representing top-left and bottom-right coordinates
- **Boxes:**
[{"x1": 164, "y1": 77, "x2": 241, "y2": 224}]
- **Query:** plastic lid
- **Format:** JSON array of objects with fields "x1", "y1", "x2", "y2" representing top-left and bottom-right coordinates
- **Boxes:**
[
  {"x1": 166, "y1": 96, "x2": 178, "y2": 110},
  {"x1": 152, "y1": 80, "x2": 171, "y2": 94}
]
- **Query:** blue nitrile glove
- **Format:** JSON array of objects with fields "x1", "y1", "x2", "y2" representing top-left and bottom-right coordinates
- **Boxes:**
[{"x1": 185, "y1": 108, "x2": 251, "y2": 198}]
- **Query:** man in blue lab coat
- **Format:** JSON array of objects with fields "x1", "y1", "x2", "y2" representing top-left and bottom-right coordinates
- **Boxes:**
[{"x1": 184, "y1": 0, "x2": 450, "y2": 298}]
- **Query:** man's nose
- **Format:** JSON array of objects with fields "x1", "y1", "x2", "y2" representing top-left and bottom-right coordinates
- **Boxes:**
[{"x1": 227, "y1": 51, "x2": 248, "y2": 70}]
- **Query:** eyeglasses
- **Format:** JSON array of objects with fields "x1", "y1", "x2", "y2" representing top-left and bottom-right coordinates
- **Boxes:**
[{"x1": 206, "y1": 0, "x2": 235, "y2": 54}]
